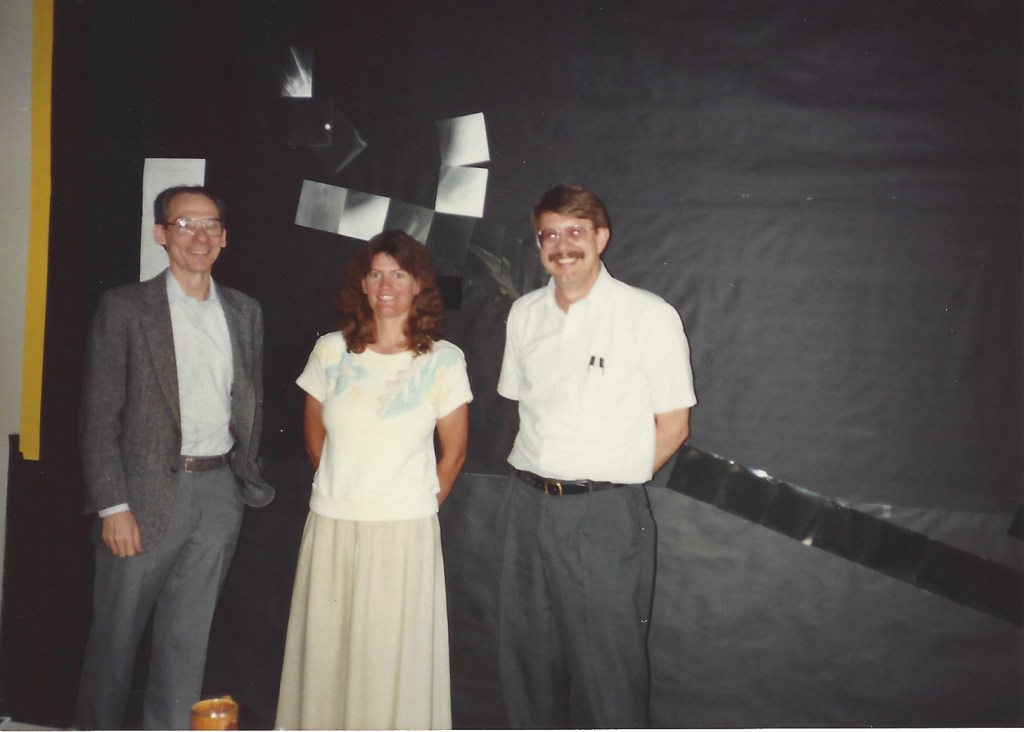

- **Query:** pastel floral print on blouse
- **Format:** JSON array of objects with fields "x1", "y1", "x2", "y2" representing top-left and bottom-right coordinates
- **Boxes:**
[
  {"x1": 326, "y1": 354, "x2": 368, "y2": 396},
  {"x1": 327, "y1": 346, "x2": 462, "y2": 419},
  {"x1": 380, "y1": 348, "x2": 463, "y2": 418}
]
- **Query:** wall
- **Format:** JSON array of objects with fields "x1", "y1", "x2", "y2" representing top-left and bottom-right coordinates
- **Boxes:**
[{"x1": 0, "y1": 0, "x2": 35, "y2": 628}]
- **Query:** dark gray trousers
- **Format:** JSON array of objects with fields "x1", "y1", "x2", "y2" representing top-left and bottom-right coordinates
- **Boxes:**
[
  {"x1": 497, "y1": 475, "x2": 656, "y2": 729},
  {"x1": 75, "y1": 466, "x2": 244, "y2": 730}
]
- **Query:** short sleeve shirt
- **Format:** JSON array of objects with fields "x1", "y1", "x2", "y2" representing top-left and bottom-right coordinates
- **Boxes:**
[
  {"x1": 498, "y1": 265, "x2": 696, "y2": 484},
  {"x1": 297, "y1": 332, "x2": 473, "y2": 521}
]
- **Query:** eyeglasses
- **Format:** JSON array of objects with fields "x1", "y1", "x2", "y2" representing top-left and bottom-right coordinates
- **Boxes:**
[
  {"x1": 165, "y1": 217, "x2": 224, "y2": 237},
  {"x1": 535, "y1": 224, "x2": 594, "y2": 249}
]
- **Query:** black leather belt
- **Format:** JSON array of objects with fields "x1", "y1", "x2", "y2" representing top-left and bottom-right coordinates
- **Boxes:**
[
  {"x1": 516, "y1": 470, "x2": 625, "y2": 496},
  {"x1": 180, "y1": 452, "x2": 232, "y2": 473}
]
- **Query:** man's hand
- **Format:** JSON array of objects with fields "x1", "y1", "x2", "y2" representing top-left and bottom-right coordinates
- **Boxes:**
[{"x1": 101, "y1": 510, "x2": 142, "y2": 558}]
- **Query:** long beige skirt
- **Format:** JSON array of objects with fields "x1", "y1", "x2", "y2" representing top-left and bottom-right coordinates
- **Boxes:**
[{"x1": 275, "y1": 512, "x2": 452, "y2": 730}]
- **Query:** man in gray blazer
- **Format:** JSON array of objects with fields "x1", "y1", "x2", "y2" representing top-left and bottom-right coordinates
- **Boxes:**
[{"x1": 74, "y1": 186, "x2": 275, "y2": 729}]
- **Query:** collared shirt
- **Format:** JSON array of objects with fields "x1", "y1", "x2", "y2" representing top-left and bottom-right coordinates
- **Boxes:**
[
  {"x1": 100, "y1": 271, "x2": 234, "y2": 517},
  {"x1": 166, "y1": 270, "x2": 234, "y2": 457},
  {"x1": 498, "y1": 265, "x2": 696, "y2": 484}
]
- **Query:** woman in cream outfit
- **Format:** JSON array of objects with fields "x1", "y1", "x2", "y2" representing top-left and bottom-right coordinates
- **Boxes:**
[{"x1": 276, "y1": 231, "x2": 472, "y2": 729}]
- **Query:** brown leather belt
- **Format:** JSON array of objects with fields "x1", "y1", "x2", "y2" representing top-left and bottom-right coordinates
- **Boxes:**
[
  {"x1": 516, "y1": 470, "x2": 626, "y2": 496},
  {"x1": 180, "y1": 452, "x2": 232, "y2": 473}
]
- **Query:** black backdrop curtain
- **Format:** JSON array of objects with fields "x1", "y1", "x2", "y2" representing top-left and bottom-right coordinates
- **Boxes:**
[{"x1": 1, "y1": 0, "x2": 1019, "y2": 728}]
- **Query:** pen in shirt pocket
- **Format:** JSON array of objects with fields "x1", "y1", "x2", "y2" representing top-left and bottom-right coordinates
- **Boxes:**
[{"x1": 587, "y1": 355, "x2": 605, "y2": 374}]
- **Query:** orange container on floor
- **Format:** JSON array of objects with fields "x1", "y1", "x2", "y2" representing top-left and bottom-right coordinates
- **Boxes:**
[{"x1": 190, "y1": 696, "x2": 239, "y2": 730}]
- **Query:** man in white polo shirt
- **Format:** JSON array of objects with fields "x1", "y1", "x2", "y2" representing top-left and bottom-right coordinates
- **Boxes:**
[{"x1": 496, "y1": 183, "x2": 696, "y2": 728}]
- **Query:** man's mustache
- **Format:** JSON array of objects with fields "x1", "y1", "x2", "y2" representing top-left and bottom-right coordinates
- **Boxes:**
[{"x1": 546, "y1": 250, "x2": 585, "y2": 264}]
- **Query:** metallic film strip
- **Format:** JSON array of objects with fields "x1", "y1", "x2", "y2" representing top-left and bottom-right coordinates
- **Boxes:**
[{"x1": 666, "y1": 445, "x2": 1023, "y2": 626}]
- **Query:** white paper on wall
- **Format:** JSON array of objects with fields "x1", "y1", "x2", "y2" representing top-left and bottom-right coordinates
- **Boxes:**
[
  {"x1": 295, "y1": 180, "x2": 347, "y2": 233},
  {"x1": 435, "y1": 165, "x2": 488, "y2": 218},
  {"x1": 437, "y1": 112, "x2": 490, "y2": 166},
  {"x1": 338, "y1": 190, "x2": 391, "y2": 241}
]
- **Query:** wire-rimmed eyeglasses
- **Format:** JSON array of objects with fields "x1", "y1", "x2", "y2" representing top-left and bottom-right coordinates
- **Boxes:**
[
  {"x1": 165, "y1": 217, "x2": 225, "y2": 237},
  {"x1": 535, "y1": 225, "x2": 594, "y2": 249}
]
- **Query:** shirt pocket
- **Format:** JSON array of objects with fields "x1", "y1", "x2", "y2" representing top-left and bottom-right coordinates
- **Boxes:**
[{"x1": 577, "y1": 353, "x2": 640, "y2": 417}]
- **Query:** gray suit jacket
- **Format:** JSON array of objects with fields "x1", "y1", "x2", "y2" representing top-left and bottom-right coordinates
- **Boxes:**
[{"x1": 80, "y1": 271, "x2": 275, "y2": 551}]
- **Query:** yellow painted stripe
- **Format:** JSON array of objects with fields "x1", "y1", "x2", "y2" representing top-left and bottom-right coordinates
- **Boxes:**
[{"x1": 19, "y1": 0, "x2": 54, "y2": 461}]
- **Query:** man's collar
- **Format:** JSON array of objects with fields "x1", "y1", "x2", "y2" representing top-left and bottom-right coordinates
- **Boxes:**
[
  {"x1": 165, "y1": 268, "x2": 218, "y2": 303},
  {"x1": 543, "y1": 263, "x2": 609, "y2": 309}
]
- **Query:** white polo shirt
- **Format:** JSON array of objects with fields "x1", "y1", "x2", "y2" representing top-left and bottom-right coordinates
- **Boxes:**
[{"x1": 498, "y1": 265, "x2": 696, "y2": 484}]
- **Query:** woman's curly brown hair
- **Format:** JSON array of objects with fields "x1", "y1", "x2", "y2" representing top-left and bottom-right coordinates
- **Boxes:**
[{"x1": 338, "y1": 230, "x2": 444, "y2": 355}]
